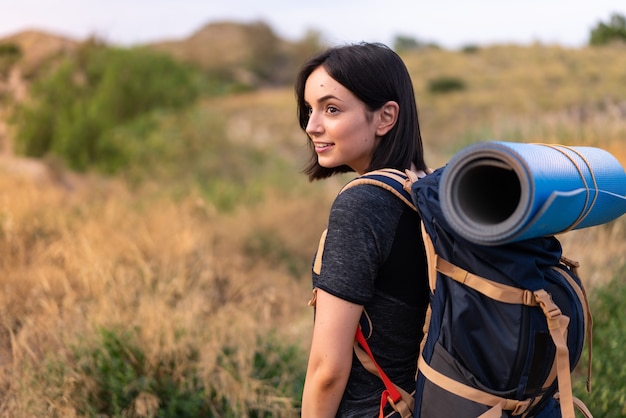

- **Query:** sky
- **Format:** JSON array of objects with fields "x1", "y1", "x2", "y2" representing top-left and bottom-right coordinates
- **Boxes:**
[{"x1": 1, "y1": 0, "x2": 625, "y2": 49}]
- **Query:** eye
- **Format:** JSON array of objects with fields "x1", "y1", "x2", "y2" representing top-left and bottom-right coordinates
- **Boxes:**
[
  {"x1": 307, "y1": 107, "x2": 313, "y2": 116},
  {"x1": 326, "y1": 105, "x2": 339, "y2": 114}
]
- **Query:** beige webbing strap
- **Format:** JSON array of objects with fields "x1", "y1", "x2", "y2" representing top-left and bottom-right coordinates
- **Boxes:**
[
  {"x1": 435, "y1": 256, "x2": 537, "y2": 306},
  {"x1": 312, "y1": 229, "x2": 327, "y2": 275},
  {"x1": 338, "y1": 168, "x2": 432, "y2": 212},
  {"x1": 419, "y1": 222, "x2": 437, "y2": 357},
  {"x1": 478, "y1": 400, "x2": 512, "y2": 418},
  {"x1": 307, "y1": 288, "x2": 317, "y2": 307},
  {"x1": 552, "y1": 264, "x2": 594, "y2": 393},
  {"x1": 534, "y1": 289, "x2": 576, "y2": 418},
  {"x1": 421, "y1": 222, "x2": 438, "y2": 292},
  {"x1": 553, "y1": 394, "x2": 594, "y2": 418},
  {"x1": 418, "y1": 305, "x2": 432, "y2": 361},
  {"x1": 417, "y1": 354, "x2": 532, "y2": 416},
  {"x1": 341, "y1": 176, "x2": 417, "y2": 211},
  {"x1": 540, "y1": 357, "x2": 559, "y2": 392},
  {"x1": 573, "y1": 396, "x2": 594, "y2": 418}
]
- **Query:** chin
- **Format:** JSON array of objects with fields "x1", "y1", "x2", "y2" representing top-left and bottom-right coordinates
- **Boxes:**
[{"x1": 317, "y1": 159, "x2": 337, "y2": 169}]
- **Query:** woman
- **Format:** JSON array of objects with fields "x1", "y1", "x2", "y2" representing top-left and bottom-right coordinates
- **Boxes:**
[{"x1": 295, "y1": 42, "x2": 430, "y2": 417}]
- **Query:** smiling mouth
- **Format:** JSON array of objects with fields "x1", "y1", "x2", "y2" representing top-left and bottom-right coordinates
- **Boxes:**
[{"x1": 314, "y1": 142, "x2": 334, "y2": 150}]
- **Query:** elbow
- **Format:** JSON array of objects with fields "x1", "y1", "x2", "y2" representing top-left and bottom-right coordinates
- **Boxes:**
[
  {"x1": 302, "y1": 367, "x2": 349, "y2": 418},
  {"x1": 304, "y1": 358, "x2": 351, "y2": 399},
  {"x1": 312, "y1": 366, "x2": 349, "y2": 392}
]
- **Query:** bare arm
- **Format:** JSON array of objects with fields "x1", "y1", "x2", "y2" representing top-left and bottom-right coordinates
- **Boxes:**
[{"x1": 301, "y1": 289, "x2": 364, "y2": 417}]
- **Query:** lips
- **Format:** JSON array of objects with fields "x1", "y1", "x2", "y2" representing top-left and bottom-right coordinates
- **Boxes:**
[{"x1": 314, "y1": 142, "x2": 334, "y2": 150}]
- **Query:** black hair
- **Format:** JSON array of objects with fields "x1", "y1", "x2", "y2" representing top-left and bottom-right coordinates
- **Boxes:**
[{"x1": 295, "y1": 42, "x2": 426, "y2": 181}]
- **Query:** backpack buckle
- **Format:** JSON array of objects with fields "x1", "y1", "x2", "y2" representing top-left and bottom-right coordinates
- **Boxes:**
[{"x1": 523, "y1": 290, "x2": 536, "y2": 306}]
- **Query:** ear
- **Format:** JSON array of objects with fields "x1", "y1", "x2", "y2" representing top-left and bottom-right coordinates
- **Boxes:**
[{"x1": 376, "y1": 101, "x2": 399, "y2": 136}]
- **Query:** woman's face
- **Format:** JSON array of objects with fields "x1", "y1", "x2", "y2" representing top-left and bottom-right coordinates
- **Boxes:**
[{"x1": 304, "y1": 66, "x2": 382, "y2": 174}]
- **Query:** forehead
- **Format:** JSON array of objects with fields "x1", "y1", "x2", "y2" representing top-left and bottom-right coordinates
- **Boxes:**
[{"x1": 304, "y1": 66, "x2": 351, "y2": 101}]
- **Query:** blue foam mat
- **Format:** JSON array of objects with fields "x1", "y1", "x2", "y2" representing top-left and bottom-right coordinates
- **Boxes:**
[{"x1": 439, "y1": 141, "x2": 626, "y2": 245}]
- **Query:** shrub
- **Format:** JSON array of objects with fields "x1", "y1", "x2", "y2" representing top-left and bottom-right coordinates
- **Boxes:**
[
  {"x1": 428, "y1": 76, "x2": 466, "y2": 94},
  {"x1": 74, "y1": 327, "x2": 305, "y2": 417},
  {"x1": 11, "y1": 42, "x2": 202, "y2": 172},
  {"x1": 76, "y1": 328, "x2": 209, "y2": 417},
  {"x1": 461, "y1": 44, "x2": 480, "y2": 54},
  {"x1": 573, "y1": 267, "x2": 626, "y2": 417}
]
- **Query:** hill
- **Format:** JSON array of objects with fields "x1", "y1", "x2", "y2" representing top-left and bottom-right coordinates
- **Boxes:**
[
  {"x1": 0, "y1": 29, "x2": 78, "y2": 77},
  {"x1": 149, "y1": 20, "x2": 318, "y2": 86}
]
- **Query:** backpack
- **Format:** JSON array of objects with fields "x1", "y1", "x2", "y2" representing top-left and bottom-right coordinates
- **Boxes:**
[{"x1": 346, "y1": 168, "x2": 593, "y2": 418}]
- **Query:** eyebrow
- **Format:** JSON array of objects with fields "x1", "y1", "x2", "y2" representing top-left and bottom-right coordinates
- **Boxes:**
[{"x1": 305, "y1": 94, "x2": 343, "y2": 106}]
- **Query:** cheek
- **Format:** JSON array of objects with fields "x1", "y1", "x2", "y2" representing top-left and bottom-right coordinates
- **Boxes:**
[{"x1": 334, "y1": 118, "x2": 373, "y2": 142}]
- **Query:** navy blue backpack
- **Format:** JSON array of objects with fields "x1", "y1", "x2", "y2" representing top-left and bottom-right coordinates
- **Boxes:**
[{"x1": 349, "y1": 168, "x2": 593, "y2": 418}]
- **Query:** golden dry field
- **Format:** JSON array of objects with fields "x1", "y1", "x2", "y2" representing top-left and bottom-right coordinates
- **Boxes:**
[{"x1": 0, "y1": 42, "x2": 625, "y2": 416}]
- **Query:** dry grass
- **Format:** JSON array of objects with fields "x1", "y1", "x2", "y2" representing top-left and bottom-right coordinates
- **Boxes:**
[
  {"x1": 400, "y1": 43, "x2": 626, "y2": 166},
  {"x1": 0, "y1": 172, "x2": 325, "y2": 416}
]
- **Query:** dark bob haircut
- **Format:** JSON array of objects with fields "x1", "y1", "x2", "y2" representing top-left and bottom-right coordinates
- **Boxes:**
[{"x1": 295, "y1": 42, "x2": 426, "y2": 181}]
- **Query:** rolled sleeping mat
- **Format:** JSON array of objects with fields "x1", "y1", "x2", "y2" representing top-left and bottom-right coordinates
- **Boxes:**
[{"x1": 440, "y1": 141, "x2": 626, "y2": 245}]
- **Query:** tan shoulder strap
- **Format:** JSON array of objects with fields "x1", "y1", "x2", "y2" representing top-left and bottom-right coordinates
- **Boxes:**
[
  {"x1": 552, "y1": 264, "x2": 593, "y2": 393},
  {"x1": 340, "y1": 168, "x2": 417, "y2": 211}
]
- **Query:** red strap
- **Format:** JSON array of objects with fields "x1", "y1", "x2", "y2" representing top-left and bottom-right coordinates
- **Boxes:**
[
  {"x1": 355, "y1": 327, "x2": 403, "y2": 406},
  {"x1": 380, "y1": 390, "x2": 392, "y2": 417}
]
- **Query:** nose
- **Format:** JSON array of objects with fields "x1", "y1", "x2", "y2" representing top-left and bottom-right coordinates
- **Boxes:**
[{"x1": 305, "y1": 110, "x2": 322, "y2": 136}]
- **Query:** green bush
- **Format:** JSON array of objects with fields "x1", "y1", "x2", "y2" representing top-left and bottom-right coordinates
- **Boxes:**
[
  {"x1": 74, "y1": 327, "x2": 305, "y2": 417},
  {"x1": 106, "y1": 107, "x2": 297, "y2": 211},
  {"x1": 76, "y1": 328, "x2": 208, "y2": 417},
  {"x1": 589, "y1": 13, "x2": 626, "y2": 45},
  {"x1": 217, "y1": 334, "x2": 306, "y2": 416},
  {"x1": 573, "y1": 268, "x2": 626, "y2": 417},
  {"x1": 461, "y1": 44, "x2": 480, "y2": 54},
  {"x1": 12, "y1": 42, "x2": 202, "y2": 172},
  {"x1": 428, "y1": 76, "x2": 466, "y2": 94}
]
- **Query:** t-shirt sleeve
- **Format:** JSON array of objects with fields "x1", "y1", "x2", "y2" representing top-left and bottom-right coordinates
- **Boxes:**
[{"x1": 313, "y1": 184, "x2": 403, "y2": 305}]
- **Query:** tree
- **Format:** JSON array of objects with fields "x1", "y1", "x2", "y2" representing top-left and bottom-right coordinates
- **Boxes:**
[{"x1": 589, "y1": 13, "x2": 626, "y2": 45}]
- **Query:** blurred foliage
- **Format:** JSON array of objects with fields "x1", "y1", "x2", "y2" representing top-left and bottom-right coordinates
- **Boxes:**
[
  {"x1": 393, "y1": 34, "x2": 440, "y2": 53},
  {"x1": 70, "y1": 327, "x2": 305, "y2": 417},
  {"x1": 105, "y1": 106, "x2": 291, "y2": 211},
  {"x1": 11, "y1": 40, "x2": 204, "y2": 172},
  {"x1": 394, "y1": 35, "x2": 425, "y2": 53},
  {"x1": 427, "y1": 76, "x2": 467, "y2": 94},
  {"x1": 0, "y1": 42, "x2": 21, "y2": 77},
  {"x1": 461, "y1": 44, "x2": 481, "y2": 54},
  {"x1": 573, "y1": 266, "x2": 626, "y2": 417},
  {"x1": 589, "y1": 13, "x2": 626, "y2": 45}
]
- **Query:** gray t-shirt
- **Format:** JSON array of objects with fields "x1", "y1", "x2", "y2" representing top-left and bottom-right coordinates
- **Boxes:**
[{"x1": 312, "y1": 183, "x2": 429, "y2": 417}]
